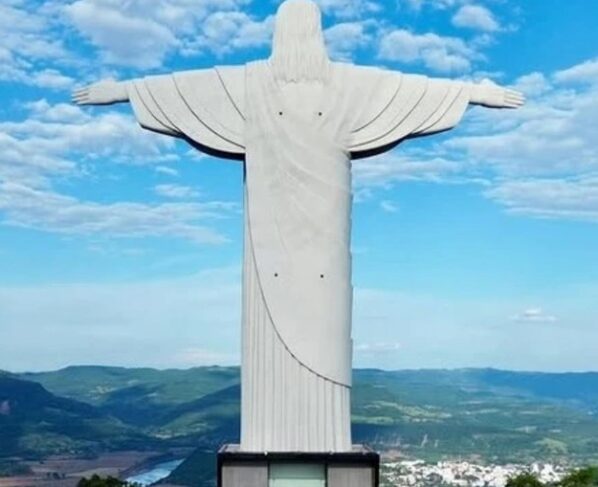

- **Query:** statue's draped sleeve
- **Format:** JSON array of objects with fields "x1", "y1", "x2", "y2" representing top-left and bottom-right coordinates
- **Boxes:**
[
  {"x1": 342, "y1": 65, "x2": 472, "y2": 157},
  {"x1": 127, "y1": 66, "x2": 246, "y2": 159}
]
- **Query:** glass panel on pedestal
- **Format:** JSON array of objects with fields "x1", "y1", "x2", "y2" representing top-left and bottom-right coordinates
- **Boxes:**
[{"x1": 269, "y1": 464, "x2": 326, "y2": 487}]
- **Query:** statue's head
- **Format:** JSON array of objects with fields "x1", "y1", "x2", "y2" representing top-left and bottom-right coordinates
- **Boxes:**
[{"x1": 270, "y1": 0, "x2": 331, "y2": 83}]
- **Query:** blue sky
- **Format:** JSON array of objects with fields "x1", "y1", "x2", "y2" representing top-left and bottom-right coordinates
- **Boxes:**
[{"x1": 1, "y1": 0, "x2": 597, "y2": 373}]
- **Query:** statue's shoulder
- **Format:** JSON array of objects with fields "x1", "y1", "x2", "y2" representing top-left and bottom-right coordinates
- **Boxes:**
[
  {"x1": 330, "y1": 62, "x2": 405, "y2": 91},
  {"x1": 171, "y1": 65, "x2": 246, "y2": 80},
  {"x1": 215, "y1": 64, "x2": 248, "y2": 73},
  {"x1": 244, "y1": 60, "x2": 270, "y2": 76},
  {"x1": 331, "y1": 61, "x2": 401, "y2": 79}
]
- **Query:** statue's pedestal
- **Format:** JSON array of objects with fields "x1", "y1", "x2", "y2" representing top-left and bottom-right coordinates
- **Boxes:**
[{"x1": 217, "y1": 445, "x2": 379, "y2": 487}]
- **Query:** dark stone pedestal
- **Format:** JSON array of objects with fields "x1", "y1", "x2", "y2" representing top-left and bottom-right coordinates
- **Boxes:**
[{"x1": 217, "y1": 445, "x2": 379, "y2": 487}]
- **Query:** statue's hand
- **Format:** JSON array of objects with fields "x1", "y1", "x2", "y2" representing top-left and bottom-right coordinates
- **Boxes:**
[
  {"x1": 471, "y1": 79, "x2": 525, "y2": 109},
  {"x1": 72, "y1": 79, "x2": 128, "y2": 106}
]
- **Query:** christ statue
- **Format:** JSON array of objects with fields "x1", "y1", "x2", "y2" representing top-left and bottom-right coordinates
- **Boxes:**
[{"x1": 73, "y1": 0, "x2": 524, "y2": 454}]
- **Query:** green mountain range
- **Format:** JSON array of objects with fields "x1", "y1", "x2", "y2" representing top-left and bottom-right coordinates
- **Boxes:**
[
  {"x1": 0, "y1": 374, "x2": 152, "y2": 458},
  {"x1": 2, "y1": 366, "x2": 598, "y2": 468}
]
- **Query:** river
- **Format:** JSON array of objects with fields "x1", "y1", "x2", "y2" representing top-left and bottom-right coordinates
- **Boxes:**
[{"x1": 126, "y1": 459, "x2": 184, "y2": 486}]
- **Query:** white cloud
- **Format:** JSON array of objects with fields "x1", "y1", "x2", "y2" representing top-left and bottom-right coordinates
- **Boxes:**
[
  {"x1": 325, "y1": 21, "x2": 375, "y2": 60},
  {"x1": 31, "y1": 69, "x2": 75, "y2": 89},
  {"x1": 224, "y1": 14, "x2": 273, "y2": 50},
  {"x1": 446, "y1": 106, "x2": 596, "y2": 177},
  {"x1": 0, "y1": 58, "x2": 74, "y2": 90},
  {"x1": 346, "y1": 56, "x2": 598, "y2": 225},
  {"x1": 155, "y1": 183, "x2": 199, "y2": 199},
  {"x1": 553, "y1": 58, "x2": 598, "y2": 85},
  {"x1": 513, "y1": 72, "x2": 550, "y2": 97},
  {"x1": 352, "y1": 153, "x2": 472, "y2": 204},
  {"x1": 0, "y1": 182, "x2": 235, "y2": 244},
  {"x1": 352, "y1": 288, "x2": 597, "y2": 371},
  {"x1": 354, "y1": 153, "x2": 463, "y2": 189},
  {"x1": 485, "y1": 177, "x2": 598, "y2": 223},
  {"x1": 0, "y1": 3, "x2": 67, "y2": 60},
  {"x1": 64, "y1": 0, "x2": 266, "y2": 68},
  {"x1": 0, "y1": 130, "x2": 75, "y2": 189},
  {"x1": 66, "y1": 0, "x2": 178, "y2": 69},
  {"x1": 0, "y1": 3, "x2": 71, "y2": 88},
  {"x1": 0, "y1": 100, "x2": 238, "y2": 243},
  {"x1": 438, "y1": 57, "x2": 598, "y2": 222},
  {"x1": 156, "y1": 166, "x2": 180, "y2": 177},
  {"x1": 378, "y1": 29, "x2": 478, "y2": 72},
  {"x1": 25, "y1": 100, "x2": 88, "y2": 123},
  {"x1": 0, "y1": 100, "x2": 175, "y2": 188},
  {"x1": 452, "y1": 5, "x2": 499, "y2": 32},
  {"x1": 403, "y1": 0, "x2": 459, "y2": 12},
  {"x1": 354, "y1": 342, "x2": 401, "y2": 353},
  {"x1": 183, "y1": 11, "x2": 273, "y2": 57},
  {"x1": 380, "y1": 200, "x2": 400, "y2": 213},
  {"x1": 315, "y1": 0, "x2": 381, "y2": 19},
  {"x1": 511, "y1": 308, "x2": 558, "y2": 324}
]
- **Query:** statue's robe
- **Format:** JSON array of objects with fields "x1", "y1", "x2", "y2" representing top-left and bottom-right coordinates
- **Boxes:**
[{"x1": 127, "y1": 61, "x2": 472, "y2": 452}]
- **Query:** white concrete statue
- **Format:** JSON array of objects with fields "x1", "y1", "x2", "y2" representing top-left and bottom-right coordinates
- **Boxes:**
[{"x1": 73, "y1": 0, "x2": 524, "y2": 453}]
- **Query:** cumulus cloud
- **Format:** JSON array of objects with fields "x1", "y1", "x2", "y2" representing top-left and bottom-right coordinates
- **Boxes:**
[
  {"x1": 0, "y1": 100, "x2": 238, "y2": 243},
  {"x1": 0, "y1": 59, "x2": 74, "y2": 90},
  {"x1": 315, "y1": 0, "x2": 381, "y2": 19},
  {"x1": 354, "y1": 153, "x2": 463, "y2": 189},
  {"x1": 0, "y1": 3, "x2": 71, "y2": 88},
  {"x1": 378, "y1": 29, "x2": 479, "y2": 72},
  {"x1": 0, "y1": 3, "x2": 67, "y2": 60},
  {"x1": 0, "y1": 182, "x2": 235, "y2": 244},
  {"x1": 380, "y1": 200, "x2": 400, "y2": 213},
  {"x1": 155, "y1": 183, "x2": 200, "y2": 199},
  {"x1": 66, "y1": 0, "x2": 179, "y2": 69},
  {"x1": 64, "y1": 0, "x2": 268, "y2": 68},
  {"x1": 325, "y1": 21, "x2": 376, "y2": 60},
  {"x1": 513, "y1": 72, "x2": 551, "y2": 97},
  {"x1": 344, "y1": 55, "x2": 598, "y2": 224},
  {"x1": 403, "y1": 0, "x2": 459, "y2": 12},
  {"x1": 31, "y1": 69, "x2": 75, "y2": 89},
  {"x1": 511, "y1": 308, "x2": 558, "y2": 324},
  {"x1": 1, "y1": 0, "x2": 504, "y2": 79},
  {"x1": 485, "y1": 177, "x2": 598, "y2": 223},
  {"x1": 155, "y1": 166, "x2": 180, "y2": 177},
  {"x1": 553, "y1": 58, "x2": 598, "y2": 85},
  {"x1": 182, "y1": 11, "x2": 273, "y2": 57},
  {"x1": 452, "y1": 5, "x2": 500, "y2": 32},
  {"x1": 435, "y1": 57, "x2": 598, "y2": 223},
  {"x1": 0, "y1": 100, "x2": 175, "y2": 188}
]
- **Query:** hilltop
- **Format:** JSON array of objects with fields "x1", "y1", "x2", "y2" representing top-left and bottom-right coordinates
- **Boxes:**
[{"x1": 0, "y1": 375, "x2": 155, "y2": 459}]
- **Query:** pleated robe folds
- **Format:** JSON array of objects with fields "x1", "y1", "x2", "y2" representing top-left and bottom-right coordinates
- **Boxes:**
[{"x1": 127, "y1": 60, "x2": 472, "y2": 452}]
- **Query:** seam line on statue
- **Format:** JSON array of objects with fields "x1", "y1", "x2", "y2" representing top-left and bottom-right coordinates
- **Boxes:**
[
  {"x1": 245, "y1": 189, "x2": 351, "y2": 389},
  {"x1": 215, "y1": 66, "x2": 246, "y2": 121},
  {"x1": 171, "y1": 73, "x2": 244, "y2": 148}
]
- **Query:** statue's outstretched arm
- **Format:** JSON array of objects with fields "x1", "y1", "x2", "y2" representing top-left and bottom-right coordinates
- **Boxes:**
[
  {"x1": 72, "y1": 79, "x2": 130, "y2": 106},
  {"x1": 469, "y1": 79, "x2": 525, "y2": 109}
]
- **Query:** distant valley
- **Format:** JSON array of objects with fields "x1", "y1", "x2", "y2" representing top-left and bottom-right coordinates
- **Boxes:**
[{"x1": 2, "y1": 367, "x2": 598, "y2": 484}]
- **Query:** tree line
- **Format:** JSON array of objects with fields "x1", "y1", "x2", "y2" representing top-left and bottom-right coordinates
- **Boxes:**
[{"x1": 507, "y1": 467, "x2": 598, "y2": 487}]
